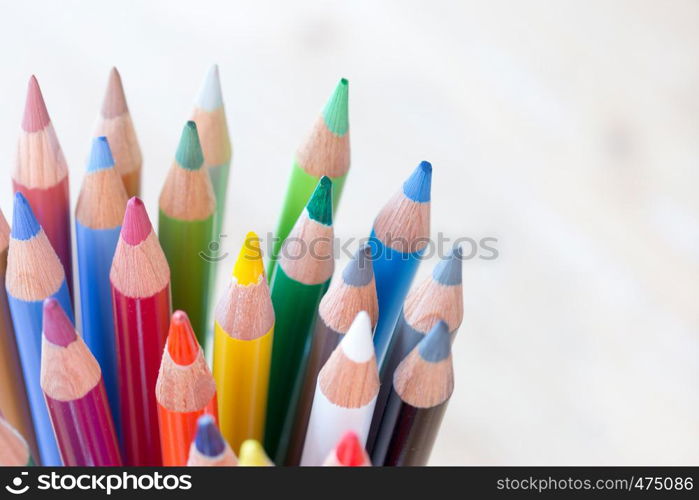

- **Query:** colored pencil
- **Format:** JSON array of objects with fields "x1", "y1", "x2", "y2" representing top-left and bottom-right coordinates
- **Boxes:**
[
  {"x1": 367, "y1": 246, "x2": 463, "y2": 454},
  {"x1": 213, "y1": 231, "x2": 274, "y2": 452},
  {"x1": 158, "y1": 121, "x2": 215, "y2": 344},
  {"x1": 13, "y1": 75, "x2": 73, "y2": 299},
  {"x1": 110, "y1": 197, "x2": 171, "y2": 466},
  {"x1": 264, "y1": 176, "x2": 334, "y2": 459},
  {"x1": 191, "y1": 64, "x2": 231, "y2": 242},
  {"x1": 373, "y1": 320, "x2": 453, "y2": 466},
  {"x1": 6, "y1": 192, "x2": 72, "y2": 466},
  {"x1": 0, "y1": 413, "x2": 34, "y2": 466},
  {"x1": 187, "y1": 415, "x2": 237, "y2": 466},
  {"x1": 300, "y1": 311, "x2": 379, "y2": 466},
  {"x1": 0, "y1": 208, "x2": 37, "y2": 460},
  {"x1": 323, "y1": 431, "x2": 371, "y2": 466},
  {"x1": 269, "y1": 78, "x2": 349, "y2": 276},
  {"x1": 40, "y1": 298, "x2": 122, "y2": 466},
  {"x1": 95, "y1": 67, "x2": 142, "y2": 198},
  {"x1": 238, "y1": 440, "x2": 273, "y2": 466},
  {"x1": 283, "y1": 243, "x2": 378, "y2": 465},
  {"x1": 370, "y1": 161, "x2": 432, "y2": 364},
  {"x1": 75, "y1": 136, "x2": 128, "y2": 432},
  {"x1": 156, "y1": 310, "x2": 217, "y2": 466}
]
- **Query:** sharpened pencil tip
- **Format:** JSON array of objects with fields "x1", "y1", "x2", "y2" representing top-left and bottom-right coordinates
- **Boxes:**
[
  {"x1": 167, "y1": 310, "x2": 200, "y2": 365},
  {"x1": 22, "y1": 75, "x2": 51, "y2": 132},
  {"x1": 433, "y1": 245, "x2": 463, "y2": 286},
  {"x1": 306, "y1": 176, "x2": 333, "y2": 225},
  {"x1": 195, "y1": 64, "x2": 224, "y2": 111},
  {"x1": 232, "y1": 231, "x2": 264, "y2": 285},
  {"x1": 194, "y1": 415, "x2": 225, "y2": 457},
  {"x1": 418, "y1": 321, "x2": 451, "y2": 362},
  {"x1": 121, "y1": 197, "x2": 152, "y2": 245},
  {"x1": 341, "y1": 311, "x2": 374, "y2": 362},
  {"x1": 42, "y1": 298, "x2": 76, "y2": 347},
  {"x1": 238, "y1": 440, "x2": 272, "y2": 466},
  {"x1": 87, "y1": 136, "x2": 115, "y2": 172},
  {"x1": 175, "y1": 121, "x2": 204, "y2": 171},
  {"x1": 102, "y1": 67, "x2": 128, "y2": 118},
  {"x1": 335, "y1": 431, "x2": 367, "y2": 466},
  {"x1": 342, "y1": 244, "x2": 374, "y2": 286},
  {"x1": 403, "y1": 161, "x2": 432, "y2": 202},
  {"x1": 11, "y1": 192, "x2": 41, "y2": 241},
  {"x1": 322, "y1": 78, "x2": 349, "y2": 136}
]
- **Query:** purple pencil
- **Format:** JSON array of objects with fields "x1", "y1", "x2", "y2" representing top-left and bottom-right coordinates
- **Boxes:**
[{"x1": 40, "y1": 298, "x2": 122, "y2": 466}]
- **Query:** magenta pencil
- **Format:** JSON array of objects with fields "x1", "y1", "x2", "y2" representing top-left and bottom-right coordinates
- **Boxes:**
[{"x1": 40, "y1": 298, "x2": 121, "y2": 466}]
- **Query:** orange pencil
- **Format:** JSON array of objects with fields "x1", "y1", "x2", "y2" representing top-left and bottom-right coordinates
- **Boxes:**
[{"x1": 156, "y1": 310, "x2": 217, "y2": 466}]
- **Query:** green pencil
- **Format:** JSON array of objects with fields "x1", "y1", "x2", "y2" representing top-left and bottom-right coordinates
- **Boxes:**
[
  {"x1": 264, "y1": 176, "x2": 334, "y2": 461},
  {"x1": 158, "y1": 121, "x2": 215, "y2": 344},
  {"x1": 268, "y1": 79, "x2": 349, "y2": 277}
]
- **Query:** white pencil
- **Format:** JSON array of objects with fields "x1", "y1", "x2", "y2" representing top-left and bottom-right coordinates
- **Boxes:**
[{"x1": 300, "y1": 311, "x2": 379, "y2": 466}]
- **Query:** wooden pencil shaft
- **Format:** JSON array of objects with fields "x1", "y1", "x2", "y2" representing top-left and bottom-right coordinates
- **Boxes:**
[
  {"x1": 158, "y1": 212, "x2": 213, "y2": 344},
  {"x1": 111, "y1": 285, "x2": 169, "y2": 466},
  {"x1": 264, "y1": 266, "x2": 328, "y2": 460},
  {"x1": 373, "y1": 391, "x2": 448, "y2": 466},
  {"x1": 282, "y1": 318, "x2": 341, "y2": 465}
]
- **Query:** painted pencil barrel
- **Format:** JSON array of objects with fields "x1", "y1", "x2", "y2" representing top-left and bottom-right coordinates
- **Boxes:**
[
  {"x1": 265, "y1": 266, "x2": 328, "y2": 459},
  {"x1": 269, "y1": 163, "x2": 346, "y2": 276},
  {"x1": 7, "y1": 281, "x2": 72, "y2": 466},
  {"x1": 213, "y1": 321, "x2": 272, "y2": 453},
  {"x1": 158, "y1": 212, "x2": 213, "y2": 345},
  {"x1": 300, "y1": 388, "x2": 377, "y2": 466},
  {"x1": 0, "y1": 251, "x2": 37, "y2": 460},
  {"x1": 45, "y1": 383, "x2": 122, "y2": 466},
  {"x1": 283, "y1": 318, "x2": 341, "y2": 465},
  {"x1": 111, "y1": 286, "x2": 169, "y2": 466},
  {"x1": 76, "y1": 222, "x2": 121, "y2": 431},
  {"x1": 157, "y1": 402, "x2": 216, "y2": 466},
  {"x1": 208, "y1": 163, "x2": 229, "y2": 239},
  {"x1": 374, "y1": 392, "x2": 448, "y2": 466},
  {"x1": 369, "y1": 232, "x2": 424, "y2": 363},
  {"x1": 12, "y1": 179, "x2": 73, "y2": 300}
]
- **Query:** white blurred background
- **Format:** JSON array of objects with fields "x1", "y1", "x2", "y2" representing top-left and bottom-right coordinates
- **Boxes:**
[{"x1": 0, "y1": 0, "x2": 697, "y2": 465}]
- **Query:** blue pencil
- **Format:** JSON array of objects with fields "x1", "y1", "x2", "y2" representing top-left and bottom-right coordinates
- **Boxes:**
[
  {"x1": 6, "y1": 192, "x2": 73, "y2": 466},
  {"x1": 75, "y1": 136, "x2": 128, "y2": 434},
  {"x1": 369, "y1": 161, "x2": 432, "y2": 364}
]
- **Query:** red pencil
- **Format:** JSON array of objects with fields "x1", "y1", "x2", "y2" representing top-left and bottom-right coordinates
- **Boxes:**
[
  {"x1": 13, "y1": 76, "x2": 73, "y2": 299},
  {"x1": 110, "y1": 197, "x2": 171, "y2": 465},
  {"x1": 40, "y1": 298, "x2": 121, "y2": 466}
]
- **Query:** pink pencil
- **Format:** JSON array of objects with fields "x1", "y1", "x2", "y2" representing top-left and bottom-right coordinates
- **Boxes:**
[
  {"x1": 13, "y1": 76, "x2": 73, "y2": 299},
  {"x1": 40, "y1": 298, "x2": 121, "y2": 466}
]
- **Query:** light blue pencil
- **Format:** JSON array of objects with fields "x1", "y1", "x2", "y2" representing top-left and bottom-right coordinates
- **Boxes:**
[
  {"x1": 6, "y1": 192, "x2": 73, "y2": 465},
  {"x1": 75, "y1": 136, "x2": 128, "y2": 433},
  {"x1": 369, "y1": 161, "x2": 432, "y2": 364}
]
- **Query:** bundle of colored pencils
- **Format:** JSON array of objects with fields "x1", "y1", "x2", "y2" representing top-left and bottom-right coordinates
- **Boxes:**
[{"x1": 0, "y1": 68, "x2": 463, "y2": 467}]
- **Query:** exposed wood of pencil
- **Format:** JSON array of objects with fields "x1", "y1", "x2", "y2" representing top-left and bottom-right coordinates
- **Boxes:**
[
  {"x1": 278, "y1": 212, "x2": 334, "y2": 285},
  {"x1": 0, "y1": 415, "x2": 31, "y2": 465},
  {"x1": 95, "y1": 67, "x2": 142, "y2": 197},
  {"x1": 75, "y1": 155, "x2": 128, "y2": 229}
]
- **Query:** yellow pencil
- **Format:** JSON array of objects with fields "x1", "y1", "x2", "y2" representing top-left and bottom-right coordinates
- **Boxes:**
[
  {"x1": 238, "y1": 439, "x2": 273, "y2": 466},
  {"x1": 213, "y1": 232, "x2": 274, "y2": 452}
]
